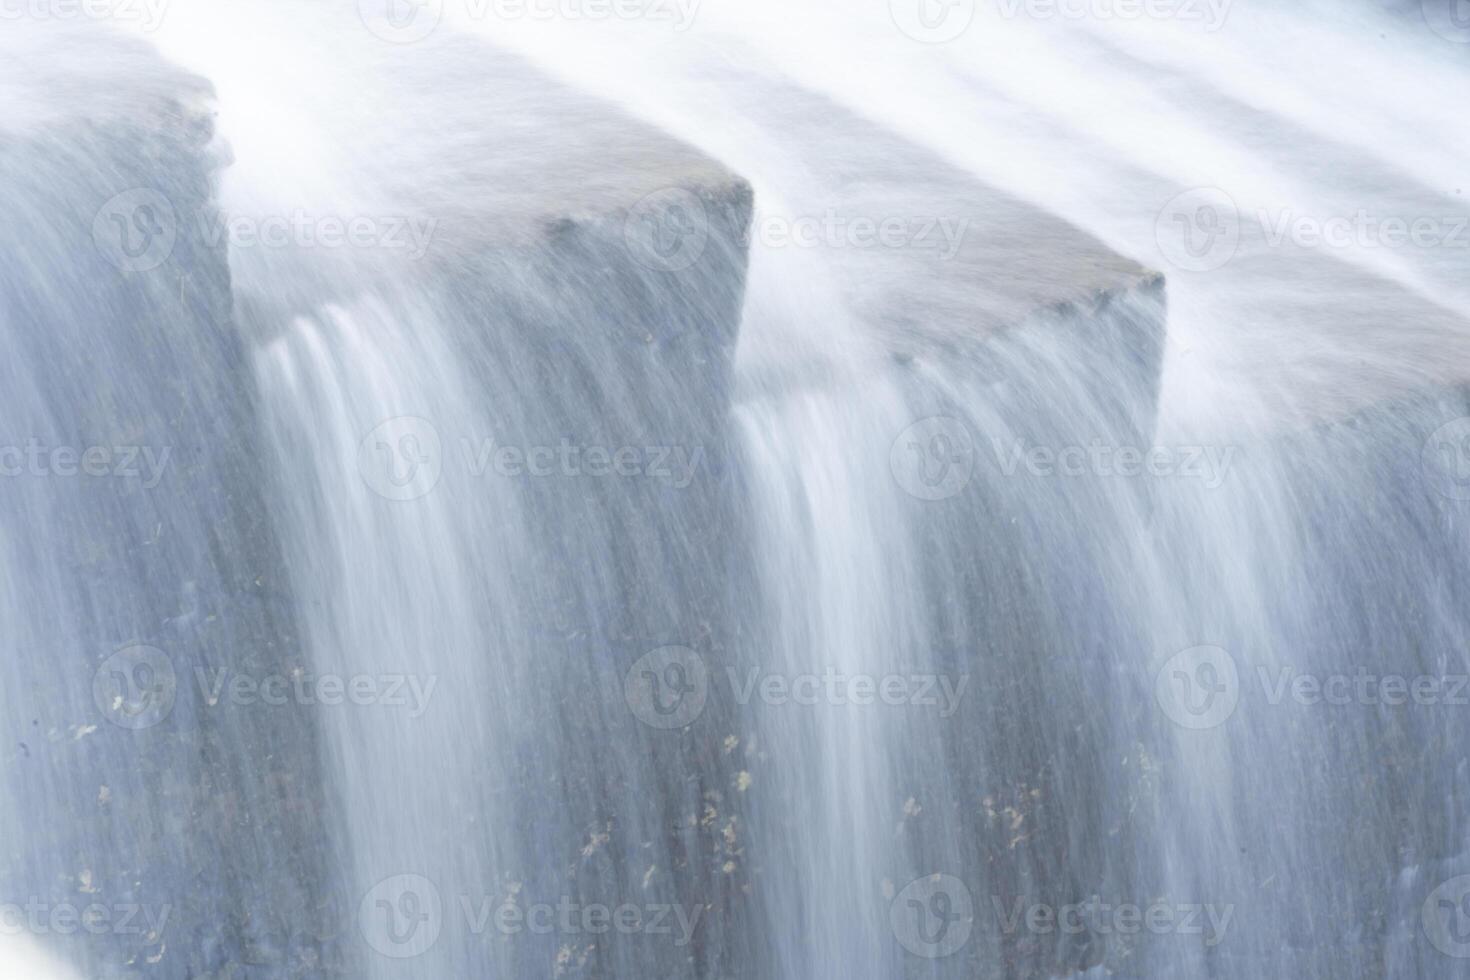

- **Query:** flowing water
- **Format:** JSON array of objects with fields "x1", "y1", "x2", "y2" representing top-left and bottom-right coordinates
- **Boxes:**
[{"x1": 3, "y1": 2, "x2": 1470, "y2": 977}]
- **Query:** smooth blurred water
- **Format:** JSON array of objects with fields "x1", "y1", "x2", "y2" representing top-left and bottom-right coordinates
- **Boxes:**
[{"x1": 4, "y1": 2, "x2": 1470, "y2": 978}]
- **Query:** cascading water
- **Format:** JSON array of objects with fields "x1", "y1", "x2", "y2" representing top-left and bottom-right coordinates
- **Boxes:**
[{"x1": 4, "y1": 1, "x2": 1470, "y2": 977}]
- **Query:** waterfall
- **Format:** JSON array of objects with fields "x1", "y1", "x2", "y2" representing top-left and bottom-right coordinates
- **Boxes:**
[{"x1": 4, "y1": 1, "x2": 1470, "y2": 977}]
